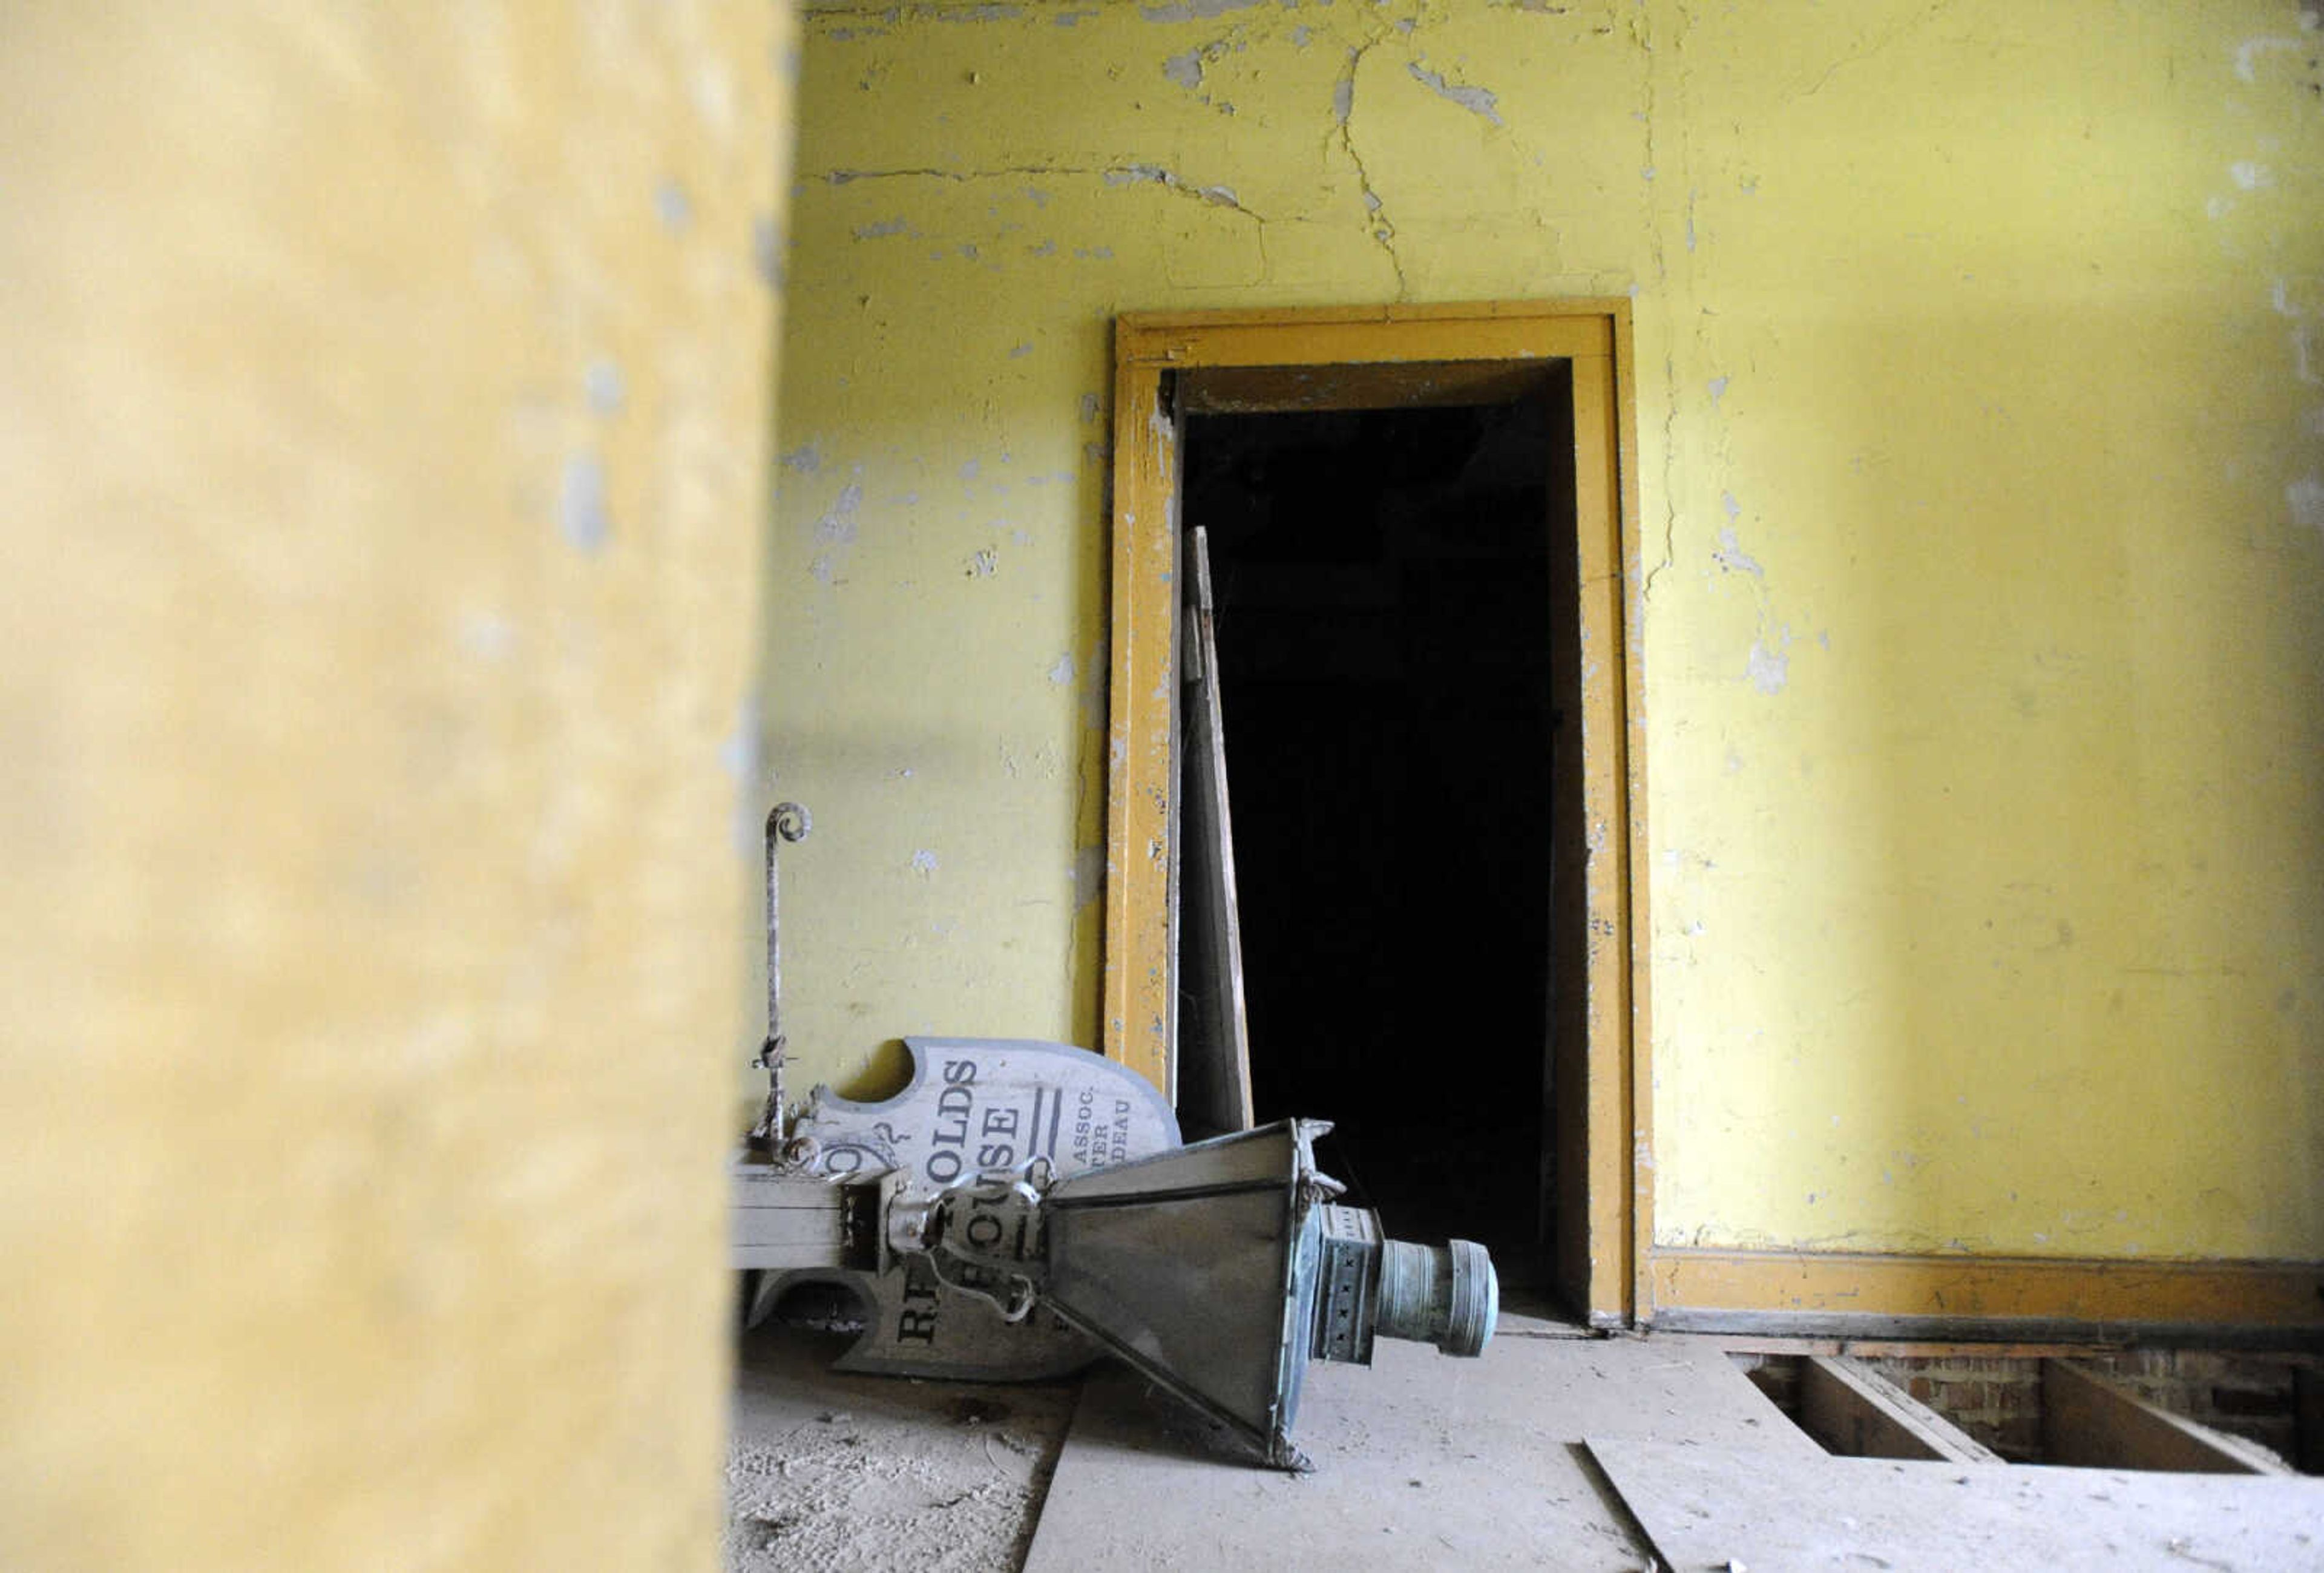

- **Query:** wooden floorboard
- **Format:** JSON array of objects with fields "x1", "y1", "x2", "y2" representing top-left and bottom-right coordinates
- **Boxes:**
[
  {"x1": 1589, "y1": 1438, "x2": 2324, "y2": 1573},
  {"x1": 2042, "y1": 1358, "x2": 2293, "y2": 1474},
  {"x1": 1022, "y1": 1330, "x2": 1813, "y2": 1572},
  {"x1": 1798, "y1": 1354, "x2": 2001, "y2": 1463}
]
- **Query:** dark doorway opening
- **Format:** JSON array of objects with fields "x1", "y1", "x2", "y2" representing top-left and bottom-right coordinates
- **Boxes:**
[{"x1": 1179, "y1": 393, "x2": 1572, "y2": 1277}]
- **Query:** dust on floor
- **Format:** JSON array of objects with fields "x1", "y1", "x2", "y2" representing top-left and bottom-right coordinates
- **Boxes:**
[{"x1": 725, "y1": 1324, "x2": 1075, "y2": 1573}]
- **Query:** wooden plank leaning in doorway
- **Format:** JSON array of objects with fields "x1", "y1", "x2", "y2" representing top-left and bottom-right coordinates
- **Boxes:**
[{"x1": 1102, "y1": 301, "x2": 1645, "y2": 1325}]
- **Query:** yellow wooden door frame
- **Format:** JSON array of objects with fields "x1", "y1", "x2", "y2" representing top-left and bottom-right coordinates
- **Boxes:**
[{"x1": 1101, "y1": 301, "x2": 1650, "y2": 1324}]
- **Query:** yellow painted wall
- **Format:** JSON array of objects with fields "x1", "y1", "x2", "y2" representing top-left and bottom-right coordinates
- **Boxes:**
[
  {"x1": 771, "y1": 1, "x2": 2323, "y2": 1269},
  {"x1": 2, "y1": 5, "x2": 790, "y2": 1568}
]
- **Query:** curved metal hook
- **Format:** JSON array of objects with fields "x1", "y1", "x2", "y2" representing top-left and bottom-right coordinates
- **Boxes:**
[{"x1": 768, "y1": 801, "x2": 811, "y2": 844}]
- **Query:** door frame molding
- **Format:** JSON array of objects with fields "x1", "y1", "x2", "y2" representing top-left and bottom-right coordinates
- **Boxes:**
[{"x1": 1101, "y1": 301, "x2": 1650, "y2": 1324}]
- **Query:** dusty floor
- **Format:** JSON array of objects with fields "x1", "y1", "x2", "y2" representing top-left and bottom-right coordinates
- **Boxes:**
[
  {"x1": 1021, "y1": 1319, "x2": 1783, "y2": 1572},
  {"x1": 730, "y1": 1316, "x2": 2324, "y2": 1572},
  {"x1": 724, "y1": 1325, "x2": 1076, "y2": 1573}
]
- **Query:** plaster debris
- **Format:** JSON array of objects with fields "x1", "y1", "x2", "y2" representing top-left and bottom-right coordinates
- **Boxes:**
[
  {"x1": 968, "y1": 548, "x2": 998, "y2": 577},
  {"x1": 559, "y1": 452, "x2": 611, "y2": 553},
  {"x1": 1163, "y1": 48, "x2": 1204, "y2": 90},
  {"x1": 1049, "y1": 654, "x2": 1075, "y2": 685},
  {"x1": 726, "y1": 1327, "x2": 1069, "y2": 1573},
  {"x1": 911, "y1": 849, "x2": 940, "y2": 875},
  {"x1": 1407, "y1": 59, "x2": 1505, "y2": 125}
]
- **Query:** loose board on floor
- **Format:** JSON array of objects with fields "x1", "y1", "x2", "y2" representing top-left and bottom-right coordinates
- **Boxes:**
[
  {"x1": 1023, "y1": 1332, "x2": 1814, "y2": 1572},
  {"x1": 1587, "y1": 1436, "x2": 2324, "y2": 1573}
]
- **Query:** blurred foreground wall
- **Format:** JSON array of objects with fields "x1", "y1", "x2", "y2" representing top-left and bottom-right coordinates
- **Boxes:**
[{"x1": 0, "y1": 5, "x2": 792, "y2": 1567}]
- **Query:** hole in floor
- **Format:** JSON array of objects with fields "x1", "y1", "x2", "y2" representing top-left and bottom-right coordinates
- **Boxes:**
[{"x1": 1729, "y1": 1349, "x2": 2322, "y2": 1471}]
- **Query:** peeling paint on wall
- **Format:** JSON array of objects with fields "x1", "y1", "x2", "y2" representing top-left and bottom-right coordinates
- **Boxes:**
[
  {"x1": 2290, "y1": 475, "x2": 2324, "y2": 533},
  {"x1": 1407, "y1": 57, "x2": 1505, "y2": 125},
  {"x1": 1710, "y1": 525, "x2": 1762, "y2": 579},
  {"x1": 1140, "y1": 0, "x2": 1269, "y2": 22},
  {"x1": 1744, "y1": 635, "x2": 1789, "y2": 696},
  {"x1": 770, "y1": 0, "x2": 2324, "y2": 1270}
]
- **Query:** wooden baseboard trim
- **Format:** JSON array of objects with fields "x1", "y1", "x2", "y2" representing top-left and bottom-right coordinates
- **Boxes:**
[{"x1": 1647, "y1": 1249, "x2": 2324, "y2": 1347}]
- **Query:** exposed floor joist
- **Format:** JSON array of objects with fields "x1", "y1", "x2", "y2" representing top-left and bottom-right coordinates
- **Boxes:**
[
  {"x1": 1796, "y1": 1355, "x2": 2001, "y2": 1463},
  {"x1": 2041, "y1": 1359, "x2": 2293, "y2": 1475}
]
